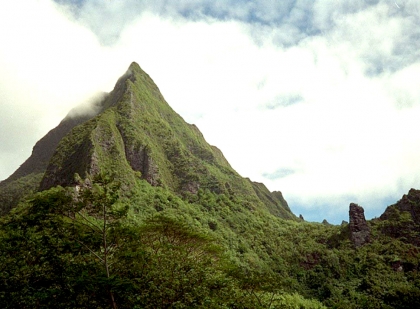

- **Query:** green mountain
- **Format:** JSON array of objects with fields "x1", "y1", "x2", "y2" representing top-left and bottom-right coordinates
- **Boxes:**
[
  {"x1": 1, "y1": 62, "x2": 293, "y2": 220},
  {"x1": 0, "y1": 63, "x2": 419, "y2": 308},
  {"x1": 379, "y1": 188, "x2": 420, "y2": 246}
]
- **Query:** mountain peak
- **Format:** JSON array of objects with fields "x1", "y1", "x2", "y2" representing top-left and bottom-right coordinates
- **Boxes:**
[
  {"x1": 128, "y1": 61, "x2": 141, "y2": 71},
  {"x1": 97, "y1": 61, "x2": 162, "y2": 112},
  {"x1": 1, "y1": 62, "x2": 294, "y2": 220}
]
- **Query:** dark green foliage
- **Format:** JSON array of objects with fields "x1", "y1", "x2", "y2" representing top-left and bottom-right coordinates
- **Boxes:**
[
  {"x1": 123, "y1": 215, "x2": 230, "y2": 308},
  {"x1": 379, "y1": 191, "x2": 420, "y2": 246},
  {"x1": 0, "y1": 173, "x2": 43, "y2": 215},
  {"x1": 1, "y1": 63, "x2": 420, "y2": 308},
  {"x1": 3, "y1": 174, "x2": 420, "y2": 308},
  {"x1": 0, "y1": 176, "x2": 328, "y2": 308}
]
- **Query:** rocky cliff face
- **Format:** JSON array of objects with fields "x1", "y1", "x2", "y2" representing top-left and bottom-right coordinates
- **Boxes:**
[
  {"x1": 349, "y1": 203, "x2": 371, "y2": 247},
  {"x1": 122, "y1": 136, "x2": 160, "y2": 187}
]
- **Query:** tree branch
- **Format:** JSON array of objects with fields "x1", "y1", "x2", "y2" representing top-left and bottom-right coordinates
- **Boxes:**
[{"x1": 75, "y1": 239, "x2": 104, "y2": 264}]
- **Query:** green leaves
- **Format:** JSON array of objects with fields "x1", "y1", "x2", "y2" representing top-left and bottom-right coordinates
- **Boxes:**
[{"x1": 2, "y1": 170, "x2": 420, "y2": 308}]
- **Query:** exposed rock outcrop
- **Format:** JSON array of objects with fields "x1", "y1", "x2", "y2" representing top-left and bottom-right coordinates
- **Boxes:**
[
  {"x1": 322, "y1": 219, "x2": 331, "y2": 225},
  {"x1": 349, "y1": 203, "x2": 370, "y2": 248},
  {"x1": 122, "y1": 138, "x2": 160, "y2": 187},
  {"x1": 379, "y1": 189, "x2": 420, "y2": 246},
  {"x1": 181, "y1": 181, "x2": 200, "y2": 194},
  {"x1": 380, "y1": 189, "x2": 420, "y2": 224}
]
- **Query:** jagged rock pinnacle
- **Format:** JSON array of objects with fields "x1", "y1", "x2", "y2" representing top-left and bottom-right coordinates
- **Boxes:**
[{"x1": 349, "y1": 203, "x2": 371, "y2": 248}]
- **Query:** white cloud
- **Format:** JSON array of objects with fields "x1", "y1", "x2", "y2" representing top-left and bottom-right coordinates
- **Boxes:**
[
  {"x1": 0, "y1": 0, "x2": 128, "y2": 179},
  {"x1": 2, "y1": 0, "x2": 420, "y2": 223}
]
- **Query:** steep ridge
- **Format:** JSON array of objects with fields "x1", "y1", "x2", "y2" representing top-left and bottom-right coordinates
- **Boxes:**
[
  {"x1": 2, "y1": 63, "x2": 420, "y2": 308},
  {"x1": 0, "y1": 95, "x2": 106, "y2": 214},
  {"x1": 2, "y1": 62, "x2": 294, "y2": 219},
  {"x1": 379, "y1": 188, "x2": 420, "y2": 246}
]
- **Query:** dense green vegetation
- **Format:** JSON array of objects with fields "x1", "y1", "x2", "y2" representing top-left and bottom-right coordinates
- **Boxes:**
[
  {"x1": 1, "y1": 62, "x2": 419, "y2": 308},
  {"x1": 0, "y1": 174, "x2": 326, "y2": 308},
  {"x1": 0, "y1": 173, "x2": 43, "y2": 215},
  {"x1": 35, "y1": 62, "x2": 293, "y2": 220},
  {"x1": 1, "y1": 174, "x2": 419, "y2": 308}
]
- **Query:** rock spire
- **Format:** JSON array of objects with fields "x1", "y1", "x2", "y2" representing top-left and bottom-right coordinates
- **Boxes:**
[{"x1": 349, "y1": 203, "x2": 371, "y2": 248}]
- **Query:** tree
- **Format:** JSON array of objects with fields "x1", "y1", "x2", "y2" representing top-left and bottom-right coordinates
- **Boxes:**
[
  {"x1": 126, "y1": 214, "x2": 231, "y2": 308},
  {"x1": 5, "y1": 173, "x2": 129, "y2": 308},
  {"x1": 63, "y1": 173, "x2": 127, "y2": 309}
]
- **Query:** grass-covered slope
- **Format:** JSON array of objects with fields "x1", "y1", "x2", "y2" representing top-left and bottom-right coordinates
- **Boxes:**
[{"x1": 39, "y1": 62, "x2": 294, "y2": 219}]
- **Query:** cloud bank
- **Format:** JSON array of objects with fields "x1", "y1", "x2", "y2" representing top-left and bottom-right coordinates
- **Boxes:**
[{"x1": 2, "y1": 0, "x2": 420, "y2": 223}]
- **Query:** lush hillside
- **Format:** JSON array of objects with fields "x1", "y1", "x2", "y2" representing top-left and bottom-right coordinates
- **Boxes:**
[
  {"x1": 0, "y1": 63, "x2": 419, "y2": 308},
  {"x1": 1, "y1": 176, "x2": 420, "y2": 308},
  {"x1": 39, "y1": 63, "x2": 293, "y2": 220},
  {"x1": 0, "y1": 63, "x2": 293, "y2": 220}
]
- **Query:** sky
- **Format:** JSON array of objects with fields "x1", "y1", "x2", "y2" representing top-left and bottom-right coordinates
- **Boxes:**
[{"x1": 1, "y1": 0, "x2": 420, "y2": 224}]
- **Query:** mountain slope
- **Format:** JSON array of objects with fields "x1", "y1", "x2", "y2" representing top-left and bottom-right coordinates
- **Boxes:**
[
  {"x1": 1, "y1": 62, "x2": 294, "y2": 220},
  {"x1": 0, "y1": 96, "x2": 106, "y2": 214},
  {"x1": 1, "y1": 62, "x2": 420, "y2": 308},
  {"x1": 378, "y1": 188, "x2": 420, "y2": 246}
]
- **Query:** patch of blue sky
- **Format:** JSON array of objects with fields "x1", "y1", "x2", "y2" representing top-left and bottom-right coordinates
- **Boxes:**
[
  {"x1": 290, "y1": 200, "x2": 356, "y2": 225},
  {"x1": 54, "y1": 0, "x2": 320, "y2": 40},
  {"x1": 263, "y1": 168, "x2": 296, "y2": 180},
  {"x1": 54, "y1": 0, "x2": 84, "y2": 8},
  {"x1": 263, "y1": 94, "x2": 304, "y2": 110},
  {"x1": 290, "y1": 194, "x2": 402, "y2": 224}
]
